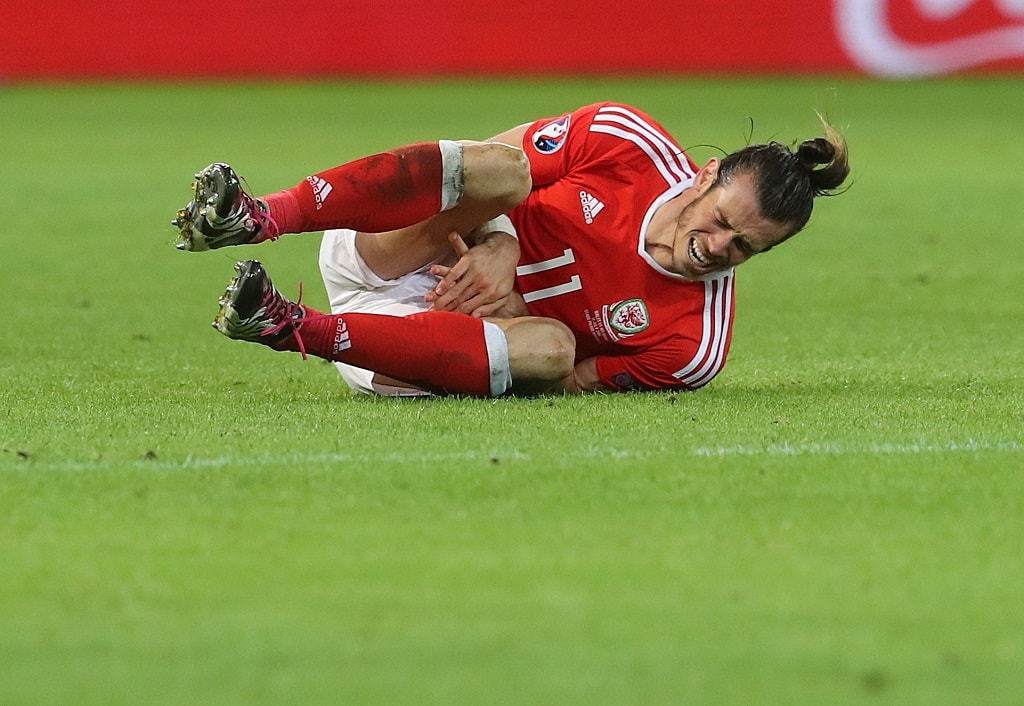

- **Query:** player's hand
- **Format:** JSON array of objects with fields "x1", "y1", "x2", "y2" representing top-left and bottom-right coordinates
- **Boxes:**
[{"x1": 426, "y1": 231, "x2": 519, "y2": 317}]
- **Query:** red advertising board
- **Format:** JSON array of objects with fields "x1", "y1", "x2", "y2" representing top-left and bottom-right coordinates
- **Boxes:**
[{"x1": 2, "y1": 0, "x2": 1023, "y2": 79}]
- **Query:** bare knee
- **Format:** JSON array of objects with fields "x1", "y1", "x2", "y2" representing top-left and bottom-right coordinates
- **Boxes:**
[
  {"x1": 498, "y1": 317, "x2": 575, "y2": 390},
  {"x1": 461, "y1": 141, "x2": 531, "y2": 211}
]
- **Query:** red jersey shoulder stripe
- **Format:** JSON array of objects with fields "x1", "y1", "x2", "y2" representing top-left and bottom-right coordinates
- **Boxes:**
[
  {"x1": 589, "y1": 105, "x2": 695, "y2": 186},
  {"x1": 672, "y1": 271, "x2": 735, "y2": 388},
  {"x1": 596, "y1": 105, "x2": 694, "y2": 179}
]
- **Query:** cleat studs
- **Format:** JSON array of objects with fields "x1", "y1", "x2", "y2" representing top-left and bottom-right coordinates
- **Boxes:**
[{"x1": 174, "y1": 229, "x2": 193, "y2": 252}]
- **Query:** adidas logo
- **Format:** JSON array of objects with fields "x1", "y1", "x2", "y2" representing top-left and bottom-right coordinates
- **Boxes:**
[
  {"x1": 332, "y1": 318, "x2": 351, "y2": 355},
  {"x1": 307, "y1": 175, "x2": 334, "y2": 211},
  {"x1": 579, "y1": 190, "x2": 605, "y2": 224}
]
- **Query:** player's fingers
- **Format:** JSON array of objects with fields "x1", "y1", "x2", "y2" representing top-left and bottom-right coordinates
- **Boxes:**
[
  {"x1": 425, "y1": 264, "x2": 452, "y2": 302},
  {"x1": 436, "y1": 258, "x2": 471, "y2": 297},
  {"x1": 455, "y1": 292, "x2": 492, "y2": 317},
  {"x1": 431, "y1": 261, "x2": 466, "y2": 299},
  {"x1": 471, "y1": 297, "x2": 509, "y2": 319},
  {"x1": 433, "y1": 273, "x2": 475, "y2": 312},
  {"x1": 448, "y1": 231, "x2": 470, "y2": 257}
]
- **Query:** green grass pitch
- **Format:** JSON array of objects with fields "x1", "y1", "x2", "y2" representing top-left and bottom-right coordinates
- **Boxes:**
[{"x1": 1, "y1": 77, "x2": 1022, "y2": 705}]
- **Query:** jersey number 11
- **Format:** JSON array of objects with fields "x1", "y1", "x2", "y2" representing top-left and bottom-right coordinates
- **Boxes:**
[{"x1": 516, "y1": 248, "x2": 583, "y2": 303}]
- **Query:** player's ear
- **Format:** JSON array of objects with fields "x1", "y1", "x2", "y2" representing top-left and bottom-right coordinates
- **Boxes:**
[{"x1": 693, "y1": 158, "x2": 720, "y2": 194}]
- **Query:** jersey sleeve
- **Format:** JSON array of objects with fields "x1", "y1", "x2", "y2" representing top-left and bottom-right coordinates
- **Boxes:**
[
  {"x1": 518, "y1": 103, "x2": 601, "y2": 187},
  {"x1": 593, "y1": 340, "x2": 730, "y2": 393},
  {"x1": 519, "y1": 102, "x2": 676, "y2": 188}
]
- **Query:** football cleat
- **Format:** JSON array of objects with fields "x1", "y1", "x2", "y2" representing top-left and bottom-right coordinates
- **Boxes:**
[
  {"x1": 213, "y1": 260, "x2": 306, "y2": 356},
  {"x1": 172, "y1": 163, "x2": 279, "y2": 252}
]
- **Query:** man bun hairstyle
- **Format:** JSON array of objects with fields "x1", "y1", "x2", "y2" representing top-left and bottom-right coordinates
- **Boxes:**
[
  {"x1": 795, "y1": 118, "x2": 850, "y2": 196},
  {"x1": 718, "y1": 114, "x2": 849, "y2": 236}
]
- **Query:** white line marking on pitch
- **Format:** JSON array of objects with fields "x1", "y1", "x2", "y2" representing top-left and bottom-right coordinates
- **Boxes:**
[
  {"x1": 4, "y1": 439, "x2": 1021, "y2": 472},
  {"x1": 691, "y1": 439, "x2": 1023, "y2": 457}
]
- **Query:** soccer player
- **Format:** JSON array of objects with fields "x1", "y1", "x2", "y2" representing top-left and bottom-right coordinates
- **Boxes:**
[{"x1": 172, "y1": 102, "x2": 849, "y2": 396}]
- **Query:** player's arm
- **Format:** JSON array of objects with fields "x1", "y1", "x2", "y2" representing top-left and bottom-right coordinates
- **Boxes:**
[
  {"x1": 560, "y1": 348, "x2": 700, "y2": 394},
  {"x1": 488, "y1": 123, "x2": 531, "y2": 149},
  {"x1": 556, "y1": 357, "x2": 613, "y2": 394},
  {"x1": 425, "y1": 124, "x2": 534, "y2": 316},
  {"x1": 357, "y1": 134, "x2": 530, "y2": 281},
  {"x1": 427, "y1": 226, "x2": 520, "y2": 317}
]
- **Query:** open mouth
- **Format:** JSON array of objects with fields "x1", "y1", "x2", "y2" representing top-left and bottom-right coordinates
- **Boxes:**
[{"x1": 688, "y1": 237, "x2": 711, "y2": 268}]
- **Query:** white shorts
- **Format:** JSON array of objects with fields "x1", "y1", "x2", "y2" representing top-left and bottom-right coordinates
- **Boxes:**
[{"x1": 318, "y1": 228, "x2": 454, "y2": 396}]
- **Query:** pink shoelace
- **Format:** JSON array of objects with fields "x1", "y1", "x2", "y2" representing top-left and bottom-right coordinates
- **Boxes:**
[
  {"x1": 260, "y1": 281, "x2": 308, "y2": 359},
  {"x1": 239, "y1": 176, "x2": 281, "y2": 243},
  {"x1": 258, "y1": 282, "x2": 339, "y2": 361}
]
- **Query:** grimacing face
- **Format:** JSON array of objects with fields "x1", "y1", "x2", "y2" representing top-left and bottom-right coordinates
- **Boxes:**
[{"x1": 671, "y1": 170, "x2": 793, "y2": 280}]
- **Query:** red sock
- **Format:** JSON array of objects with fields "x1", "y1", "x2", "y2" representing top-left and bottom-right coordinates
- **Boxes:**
[
  {"x1": 262, "y1": 142, "x2": 454, "y2": 235},
  {"x1": 277, "y1": 308, "x2": 498, "y2": 397}
]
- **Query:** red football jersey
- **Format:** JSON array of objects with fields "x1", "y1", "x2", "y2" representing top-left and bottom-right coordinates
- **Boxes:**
[{"x1": 509, "y1": 102, "x2": 735, "y2": 392}]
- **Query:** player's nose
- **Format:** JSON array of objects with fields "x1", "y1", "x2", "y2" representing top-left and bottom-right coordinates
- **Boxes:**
[{"x1": 705, "y1": 229, "x2": 734, "y2": 257}]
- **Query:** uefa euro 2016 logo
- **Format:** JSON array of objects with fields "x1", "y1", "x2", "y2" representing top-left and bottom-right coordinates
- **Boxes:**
[
  {"x1": 835, "y1": 0, "x2": 1024, "y2": 76},
  {"x1": 532, "y1": 115, "x2": 572, "y2": 154}
]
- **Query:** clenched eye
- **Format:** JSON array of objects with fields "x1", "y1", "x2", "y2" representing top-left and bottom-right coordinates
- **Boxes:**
[{"x1": 734, "y1": 238, "x2": 755, "y2": 258}]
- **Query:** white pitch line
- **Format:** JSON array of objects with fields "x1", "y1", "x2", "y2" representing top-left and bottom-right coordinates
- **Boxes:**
[
  {"x1": 691, "y1": 439, "x2": 1023, "y2": 458},
  {"x1": 2, "y1": 439, "x2": 1021, "y2": 472}
]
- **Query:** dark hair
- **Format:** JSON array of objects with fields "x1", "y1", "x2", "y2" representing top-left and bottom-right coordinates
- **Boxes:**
[{"x1": 717, "y1": 115, "x2": 849, "y2": 236}]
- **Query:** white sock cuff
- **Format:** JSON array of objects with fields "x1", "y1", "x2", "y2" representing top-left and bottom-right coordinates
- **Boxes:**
[
  {"x1": 482, "y1": 320, "x2": 513, "y2": 397},
  {"x1": 438, "y1": 139, "x2": 465, "y2": 212}
]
